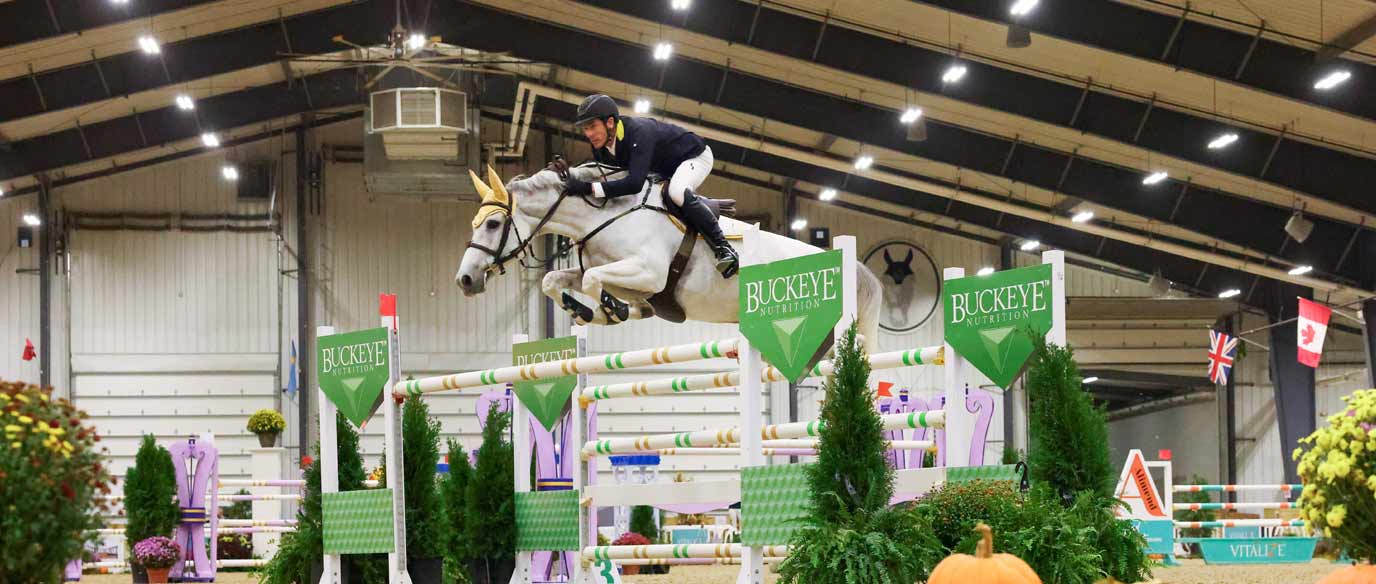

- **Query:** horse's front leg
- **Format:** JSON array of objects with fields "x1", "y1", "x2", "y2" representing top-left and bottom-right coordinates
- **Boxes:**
[
  {"x1": 544, "y1": 269, "x2": 609, "y2": 326},
  {"x1": 581, "y1": 258, "x2": 661, "y2": 324}
]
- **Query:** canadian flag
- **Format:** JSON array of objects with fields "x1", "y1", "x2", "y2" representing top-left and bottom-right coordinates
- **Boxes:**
[{"x1": 1296, "y1": 298, "x2": 1332, "y2": 368}]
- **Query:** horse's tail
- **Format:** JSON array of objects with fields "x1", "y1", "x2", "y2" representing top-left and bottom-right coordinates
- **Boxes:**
[{"x1": 855, "y1": 263, "x2": 884, "y2": 354}]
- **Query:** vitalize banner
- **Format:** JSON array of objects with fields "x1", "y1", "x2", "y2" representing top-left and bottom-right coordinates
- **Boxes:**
[
  {"x1": 512, "y1": 336, "x2": 578, "y2": 431},
  {"x1": 317, "y1": 327, "x2": 391, "y2": 427},
  {"x1": 739, "y1": 250, "x2": 843, "y2": 383},
  {"x1": 942, "y1": 263, "x2": 1053, "y2": 388}
]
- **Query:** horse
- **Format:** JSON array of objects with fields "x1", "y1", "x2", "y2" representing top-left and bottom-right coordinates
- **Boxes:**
[{"x1": 455, "y1": 164, "x2": 884, "y2": 349}]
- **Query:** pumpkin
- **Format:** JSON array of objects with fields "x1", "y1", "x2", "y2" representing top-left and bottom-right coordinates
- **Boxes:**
[
  {"x1": 1317, "y1": 565, "x2": 1376, "y2": 584},
  {"x1": 928, "y1": 523, "x2": 1042, "y2": 584}
]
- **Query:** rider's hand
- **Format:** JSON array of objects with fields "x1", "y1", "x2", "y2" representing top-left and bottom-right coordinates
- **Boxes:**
[
  {"x1": 545, "y1": 157, "x2": 570, "y2": 178},
  {"x1": 565, "y1": 177, "x2": 593, "y2": 196}
]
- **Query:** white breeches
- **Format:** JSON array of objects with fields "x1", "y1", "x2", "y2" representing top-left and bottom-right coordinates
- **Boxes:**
[{"x1": 666, "y1": 145, "x2": 714, "y2": 206}]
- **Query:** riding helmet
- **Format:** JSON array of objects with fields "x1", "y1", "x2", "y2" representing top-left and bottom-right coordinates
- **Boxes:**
[{"x1": 575, "y1": 94, "x2": 619, "y2": 125}]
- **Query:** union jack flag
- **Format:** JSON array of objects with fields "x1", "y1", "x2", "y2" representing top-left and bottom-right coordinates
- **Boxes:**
[{"x1": 1207, "y1": 329, "x2": 1239, "y2": 385}]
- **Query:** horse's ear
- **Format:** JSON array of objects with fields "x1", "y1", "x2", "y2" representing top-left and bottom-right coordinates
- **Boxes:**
[
  {"x1": 904, "y1": 249, "x2": 914, "y2": 263},
  {"x1": 486, "y1": 165, "x2": 511, "y2": 206},
  {"x1": 884, "y1": 249, "x2": 894, "y2": 263},
  {"x1": 469, "y1": 169, "x2": 494, "y2": 202}
]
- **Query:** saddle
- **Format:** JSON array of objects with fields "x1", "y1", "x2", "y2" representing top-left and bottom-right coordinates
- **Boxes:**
[{"x1": 647, "y1": 181, "x2": 737, "y2": 323}]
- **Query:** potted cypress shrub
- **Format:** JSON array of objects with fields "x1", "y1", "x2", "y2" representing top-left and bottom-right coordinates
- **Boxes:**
[
  {"x1": 464, "y1": 403, "x2": 516, "y2": 584},
  {"x1": 132, "y1": 536, "x2": 180, "y2": 583},
  {"x1": 402, "y1": 395, "x2": 447, "y2": 581},
  {"x1": 441, "y1": 439, "x2": 474, "y2": 574},
  {"x1": 124, "y1": 434, "x2": 179, "y2": 583},
  {"x1": 247, "y1": 409, "x2": 287, "y2": 447},
  {"x1": 0, "y1": 380, "x2": 113, "y2": 584}
]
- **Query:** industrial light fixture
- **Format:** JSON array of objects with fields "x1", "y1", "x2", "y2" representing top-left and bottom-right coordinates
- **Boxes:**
[
  {"x1": 1010, "y1": 0, "x2": 1039, "y2": 15},
  {"x1": 976, "y1": 266, "x2": 995, "y2": 276},
  {"x1": 1207, "y1": 133, "x2": 1238, "y2": 150},
  {"x1": 1284, "y1": 211, "x2": 1314, "y2": 243},
  {"x1": 1288, "y1": 265, "x2": 1313, "y2": 276},
  {"x1": 1005, "y1": 0, "x2": 1037, "y2": 48},
  {"x1": 221, "y1": 165, "x2": 239, "y2": 181},
  {"x1": 1082, "y1": 376, "x2": 1099, "y2": 384},
  {"x1": 1071, "y1": 210, "x2": 1094, "y2": 223},
  {"x1": 1019, "y1": 239, "x2": 1040, "y2": 251},
  {"x1": 853, "y1": 155, "x2": 874, "y2": 170},
  {"x1": 22, "y1": 213, "x2": 41, "y2": 227},
  {"x1": 175, "y1": 94, "x2": 195, "y2": 111},
  {"x1": 671, "y1": 0, "x2": 691, "y2": 10},
  {"x1": 137, "y1": 35, "x2": 161, "y2": 55},
  {"x1": 653, "y1": 42, "x2": 673, "y2": 61},
  {"x1": 201, "y1": 132, "x2": 220, "y2": 148},
  {"x1": 1142, "y1": 171, "x2": 1168, "y2": 185},
  {"x1": 790, "y1": 218, "x2": 808, "y2": 231},
  {"x1": 407, "y1": 33, "x2": 426, "y2": 51},
  {"x1": 0, "y1": 185, "x2": 5, "y2": 197},
  {"x1": 818, "y1": 188, "x2": 837, "y2": 201},
  {"x1": 1218, "y1": 288, "x2": 1241, "y2": 299},
  {"x1": 1314, "y1": 70, "x2": 1351, "y2": 91},
  {"x1": 1148, "y1": 273, "x2": 1170, "y2": 297},
  {"x1": 633, "y1": 99, "x2": 651, "y2": 114},
  {"x1": 900, "y1": 108, "x2": 923, "y2": 124},
  {"x1": 111, "y1": 0, "x2": 130, "y2": 4},
  {"x1": 941, "y1": 64, "x2": 967, "y2": 84}
]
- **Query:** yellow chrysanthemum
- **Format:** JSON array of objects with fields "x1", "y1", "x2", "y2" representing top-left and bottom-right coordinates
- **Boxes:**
[
  {"x1": 10, "y1": 441, "x2": 19, "y2": 448},
  {"x1": 17, "y1": 415, "x2": 32, "y2": 424},
  {"x1": 1326, "y1": 505, "x2": 1347, "y2": 528},
  {"x1": 1366, "y1": 475, "x2": 1376, "y2": 493},
  {"x1": 14, "y1": 394, "x2": 29, "y2": 403}
]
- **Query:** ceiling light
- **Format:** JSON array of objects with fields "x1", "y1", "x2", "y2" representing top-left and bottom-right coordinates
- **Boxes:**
[
  {"x1": 1314, "y1": 70, "x2": 1351, "y2": 91},
  {"x1": 671, "y1": 0, "x2": 691, "y2": 10},
  {"x1": 0, "y1": 185, "x2": 5, "y2": 197},
  {"x1": 137, "y1": 35, "x2": 160, "y2": 55},
  {"x1": 1019, "y1": 239, "x2": 1040, "y2": 251},
  {"x1": 407, "y1": 33, "x2": 426, "y2": 51},
  {"x1": 976, "y1": 266, "x2": 995, "y2": 276},
  {"x1": 1148, "y1": 274, "x2": 1170, "y2": 297},
  {"x1": 900, "y1": 108, "x2": 923, "y2": 124},
  {"x1": 1284, "y1": 211, "x2": 1314, "y2": 243},
  {"x1": 818, "y1": 188, "x2": 837, "y2": 201},
  {"x1": 790, "y1": 218, "x2": 808, "y2": 231},
  {"x1": 1071, "y1": 210, "x2": 1094, "y2": 223},
  {"x1": 22, "y1": 213, "x2": 41, "y2": 227},
  {"x1": 175, "y1": 94, "x2": 195, "y2": 111},
  {"x1": 1207, "y1": 133, "x2": 1238, "y2": 150},
  {"x1": 1082, "y1": 376, "x2": 1099, "y2": 384},
  {"x1": 633, "y1": 99, "x2": 651, "y2": 114},
  {"x1": 941, "y1": 64, "x2": 967, "y2": 84},
  {"x1": 201, "y1": 132, "x2": 220, "y2": 148},
  {"x1": 111, "y1": 0, "x2": 129, "y2": 4},
  {"x1": 1142, "y1": 171, "x2": 1168, "y2": 185},
  {"x1": 221, "y1": 165, "x2": 240, "y2": 181},
  {"x1": 653, "y1": 42, "x2": 673, "y2": 61},
  {"x1": 1218, "y1": 288, "x2": 1241, "y2": 299},
  {"x1": 1010, "y1": 0, "x2": 1039, "y2": 16},
  {"x1": 853, "y1": 155, "x2": 874, "y2": 170},
  {"x1": 1288, "y1": 265, "x2": 1313, "y2": 276}
]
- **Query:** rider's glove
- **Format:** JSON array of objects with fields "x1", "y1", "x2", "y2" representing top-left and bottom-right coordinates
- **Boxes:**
[{"x1": 566, "y1": 177, "x2": 593, "y2": 196}]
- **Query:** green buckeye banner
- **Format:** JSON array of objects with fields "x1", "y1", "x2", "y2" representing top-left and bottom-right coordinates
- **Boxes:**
[
  {"x1": 317, "y1": 327, "x2": 390, "y2": 427},
  {"x1": 513, "y1": 336, "x2": 579, "y2": 431},
  {"x1": 942, "y1": 263, "x2": 1053, "y2": 389},
  {"x1": 738, "y1": 250, "x2": 843, "y2": 383}
]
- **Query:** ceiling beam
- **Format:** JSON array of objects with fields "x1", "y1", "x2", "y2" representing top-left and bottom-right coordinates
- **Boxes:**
[{"x1": 1317, "y1": 12, "x2": 1376, "y2": 64}]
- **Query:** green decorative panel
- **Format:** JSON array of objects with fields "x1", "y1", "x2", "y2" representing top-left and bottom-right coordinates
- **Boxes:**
[
  {"x1": 515, "y1": 490, "x2": 580, "y2": 551},
  {"x1": 323, "y1": 489, "x2": 395, "y2": 554},
  {"x1": 946, "y1": 464, "x2": 1020, "y2": 485},
  {"x1": 740, "y1": 464, "x2": 812, "y2": 546}
]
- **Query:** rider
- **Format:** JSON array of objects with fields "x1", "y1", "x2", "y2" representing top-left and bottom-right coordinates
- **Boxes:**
[{"x1": 561, "y1": 94, "x2": 739, "y2": 278}]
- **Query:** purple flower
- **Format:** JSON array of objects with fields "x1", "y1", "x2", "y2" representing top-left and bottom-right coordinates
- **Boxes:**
[{"x1": 133, "y1": 536, "x2": 181, "y2": 569}]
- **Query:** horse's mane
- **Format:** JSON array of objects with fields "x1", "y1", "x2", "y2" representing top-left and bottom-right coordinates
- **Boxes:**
[{"x1": 508, "y1": 163, "x2": 641, "y2": 194}]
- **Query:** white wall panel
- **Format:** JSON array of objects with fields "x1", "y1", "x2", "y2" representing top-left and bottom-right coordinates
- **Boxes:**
[{"x1": 0, "y1": 197, "x2": 41, "y2": 383}]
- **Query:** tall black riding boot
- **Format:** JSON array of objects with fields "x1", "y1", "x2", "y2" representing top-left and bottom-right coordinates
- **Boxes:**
[{"x1": 679, "y1": 189, "x2": 739, "y2": 278}]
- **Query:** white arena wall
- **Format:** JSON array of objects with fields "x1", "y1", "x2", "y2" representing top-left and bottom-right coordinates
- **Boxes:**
[{"x1": 1, "y1": 115, "x2": 1364, "y2": 493}]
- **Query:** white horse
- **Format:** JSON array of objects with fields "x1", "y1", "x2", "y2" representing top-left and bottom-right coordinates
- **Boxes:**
[{"x1": 455, "y1": 164, "x2": 883, "y2": 347}]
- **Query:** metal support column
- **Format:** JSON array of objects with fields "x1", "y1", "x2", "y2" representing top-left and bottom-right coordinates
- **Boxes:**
[
  {"x1": 38, "y1": 178, "x2": 53, "y2": 389},
  {"x1": 295, "y1": 125, "x2": 312, "y2": 455}
]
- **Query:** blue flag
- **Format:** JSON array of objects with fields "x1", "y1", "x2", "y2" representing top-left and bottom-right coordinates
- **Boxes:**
[{"x1": 286, "y1": 341, "x2": 299, "y2": 396}]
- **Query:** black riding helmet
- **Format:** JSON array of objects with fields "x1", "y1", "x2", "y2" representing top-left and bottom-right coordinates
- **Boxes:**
[{"x1": 575, "y1": 94, "x2": 618, "y2": 126}]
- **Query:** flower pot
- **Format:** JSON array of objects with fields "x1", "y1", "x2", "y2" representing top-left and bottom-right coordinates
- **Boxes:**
[
  {"x1": 145, "y1": 567, "x2": 171, "y2": 583},
  {"x1": 622, "y1": 564, "x2": 640, "y2": 575},
  {"x1": 1317, "y1": 564, "x2": 1376, "y2": 584},
  {"x1": 467, "y1": 558, "x2": 516, "y2": 584},
  {"x1": 407, "y1": 557, "x2": 443, "y2": 583},
  {"x1": 256, "y1": 431, "x2": 279, "y2": 447}
]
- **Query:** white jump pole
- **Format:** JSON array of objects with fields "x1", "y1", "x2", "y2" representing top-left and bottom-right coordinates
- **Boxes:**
[
  {"x1": 510, "y1": 333, "x2": 532, "y2": 583},
  {"x1": 316, "y1": 325, "x2": 342, "y2": 584},
  {"x1": 570, "y1": 325, "x2": 589, "y2": 584},
  {"x1": 1043, "y1": 250, "x2": 1067, "y2": 345},
  {"x1": 737, "y1": 226, "x2": 766, "y2": 584},
  {"x1": 383, "y1": 302, "x2": 413, "y2": 584},
  {"x1": 942, "y1": 267, "x2": 971, "y2": 468}
]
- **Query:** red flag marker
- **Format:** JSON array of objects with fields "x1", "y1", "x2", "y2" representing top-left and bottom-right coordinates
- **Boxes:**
[{"x1": 1296, "y1": 298, "x2": 1331, "y2": 368}]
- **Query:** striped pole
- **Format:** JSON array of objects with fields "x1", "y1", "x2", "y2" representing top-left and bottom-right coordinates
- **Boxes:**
[
  {"x1": 580, "y1": 345, "x2": 944, "y2": 404},
  {"x1": 217, "y1": 493, "x2": 303, "y2": 502},
  {"x1": 217, "y1": 526, "x2": 297, "y2": 534},
  {"x1": 219, "y1": 519, "x2": 297, "y2": 527},
  {"x1": 86, "y1": 559, "x2": 268, "y2": 569},
  {"x1": 1174, "y1": 519, "x2": 1306, "y2": 529},
  {"x1": 583, "y1": 410, "x2": 944, "y2": 457},
  {"x1": 582, "y1": 544, "x2": 790, "y2": 561},
  {"x1": 218, "y1": 479, "x2": 305, "y2": 488},
  {"x1": 1173, "y1": 484, "x2": 1301, "y2": 493},
  {"x1": 1172, "y1": 502, "x2": 1296, "y2": 511},
  {"x1": 612, "y1": 557, "x2": 787, "y2": 566},
  {"x1": 398, "y1": 338, "x2": 739, "y2": 396}
]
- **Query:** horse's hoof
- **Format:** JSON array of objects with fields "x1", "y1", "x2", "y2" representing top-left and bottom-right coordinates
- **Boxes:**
[
  {"x1": 600, "y1": 291, "x2": 629, "y2": 324},
  {"x1": 562, "y1": 292, "x2": 595, "y2": 325}
]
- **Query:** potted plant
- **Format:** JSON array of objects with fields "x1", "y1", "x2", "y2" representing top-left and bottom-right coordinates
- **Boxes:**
[
  {"x1": 0, "y1": 380, "x2": 113, "y2": 584},
  {"x1": 610, "y1": 533, "x2": 652, "y2": 575},
  {"x1": 402, "y1": 395, "x2": 447, "y2": 581},
  {"x1": 124, "y1": 435, "x2": 179, "y2": 582},
  {"x1": 1295, "y1": 388, "x2": 1376, "y2": 582},
  {"x1": 465, "y1": 403, "x2": 516, "y2": 584},
  {"x1": 248, "y1": 409, "x2": 287, "y2": 447},
  {"x1": 133, "y1": 536, "x2": 181, "y2": 583}
]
